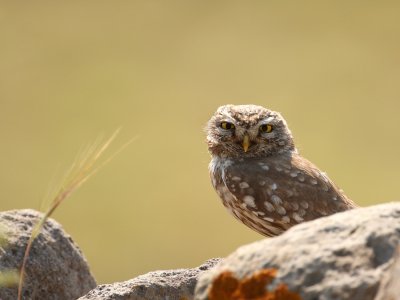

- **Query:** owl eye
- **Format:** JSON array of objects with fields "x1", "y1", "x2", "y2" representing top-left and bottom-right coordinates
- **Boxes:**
[
  {"x1": 220, "y1": 122, "x2": 235, "y2": 130},
  {"x1": 259, "y1": 124, "x2": 273, "y2": 133}
]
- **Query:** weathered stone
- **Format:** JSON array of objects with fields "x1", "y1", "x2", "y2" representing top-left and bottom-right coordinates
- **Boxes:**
[
  {"x1": 375, "y1": 246, "x2": 400, "y2": 300},
  {"x1": 195, "y1": 202, "x2": 400, "y2": 300},
  {"x1": 79, "y1": 259, "x2": 220, "y2": 300},
  {"x1": 0, "y1": 209, "x2": 96, "y2": 299}
]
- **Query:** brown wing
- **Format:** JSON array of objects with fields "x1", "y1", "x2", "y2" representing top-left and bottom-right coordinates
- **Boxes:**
[{"x1": 222, "y1": 153, "x2": 356, "y2": 227}]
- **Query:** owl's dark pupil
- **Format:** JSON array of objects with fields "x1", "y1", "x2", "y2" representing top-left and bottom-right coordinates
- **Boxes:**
[
  {"x1": 221, "y1": 122, "x2": 234, "y2": 130},
  {"x1": 260, "y1": 124, "x2": 272, "y2": 133}
]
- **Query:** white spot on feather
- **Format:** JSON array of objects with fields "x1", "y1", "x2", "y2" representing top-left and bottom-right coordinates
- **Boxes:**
[
  {"x1": 271, "y1": 195, "x2": 283, "y2": 206},
  {"x1": 239, "y1": 182, "x2": 250, "y2": 189},
  {"x1": 277, "y1": 206, "x2": 286, "y2": 215},
  {"x1": 292, "y1": 213, "x2": 304, "y2": 222},
  {"x1": 243, "y1": 195, "x2": 256, "y2": 207},
  {"x1": 300, "y1": 201, "x2": 309, "y2": 209},
  {"x1": 298, "y1": 209, "x2": 306, "y2": 217},
  {"x1": 264, "y1": 202, "x2": 274, "y2": 212}
]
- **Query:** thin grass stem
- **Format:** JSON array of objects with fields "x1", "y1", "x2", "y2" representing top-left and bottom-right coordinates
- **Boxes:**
[{"x1": 17, "y1": 130, "x2": 136, "y2": 300}]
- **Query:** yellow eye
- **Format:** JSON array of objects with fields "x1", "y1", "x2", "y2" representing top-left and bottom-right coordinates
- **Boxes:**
[
  {"x1": 220, "y1": 122, "x2": 235, "y2": 130},
  {"x1": 259, "y1": 124, "x2": 273, "y2": 133}
]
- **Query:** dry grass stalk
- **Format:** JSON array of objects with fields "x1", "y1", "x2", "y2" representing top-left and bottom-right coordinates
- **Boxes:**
[{"x1": 17, "y1": 129, "x2": 135, "y2": 300}]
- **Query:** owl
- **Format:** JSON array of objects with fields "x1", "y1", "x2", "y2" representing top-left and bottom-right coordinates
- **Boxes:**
[{"x1": 206, "y1": 104, "x2": 357, "y2": 237}]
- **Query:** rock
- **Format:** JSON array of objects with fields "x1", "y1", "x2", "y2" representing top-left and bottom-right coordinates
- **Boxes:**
[
  {"x1": 195, "y1": 202, "x2": 400, "y2": 300},
  {"x1": 0, "y1": 209, "x2": 96, "y2": 300},
  {"x1": 79, "y1": 259, "x2": 220, "y2": 300},
  {"x1": 375, "y1": 246, "x2": 400, "y2": 300}
]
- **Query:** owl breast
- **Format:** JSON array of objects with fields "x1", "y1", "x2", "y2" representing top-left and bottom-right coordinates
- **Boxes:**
[
  {"x1": 209, "y1": 157, "x2": 288, "y2": 236},
  {"x1": 209, "y1": 154, "x2": 356, "y2": 237}
]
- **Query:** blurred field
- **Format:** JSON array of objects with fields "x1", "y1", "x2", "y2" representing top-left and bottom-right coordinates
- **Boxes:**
[{"x1": 1, "y1": 1, "x2": 399, "y2": 283}]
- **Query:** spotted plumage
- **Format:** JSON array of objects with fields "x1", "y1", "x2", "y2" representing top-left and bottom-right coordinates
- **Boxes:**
[{"x1": 206, "y1": 104, "x2": 357, "y2": 237}]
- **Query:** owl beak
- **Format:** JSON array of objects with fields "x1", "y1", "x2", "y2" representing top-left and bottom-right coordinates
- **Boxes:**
[{"x1": 242, "y1": 135, "x2": 250, "y2": 152}]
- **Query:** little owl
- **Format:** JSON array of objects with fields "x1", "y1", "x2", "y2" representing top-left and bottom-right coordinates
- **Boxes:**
[{"x1": 206, "y1": 104, "x2": 357, "y2": 237}]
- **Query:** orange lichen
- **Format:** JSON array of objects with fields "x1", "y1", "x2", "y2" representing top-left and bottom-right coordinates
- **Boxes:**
[
  {"x1": 208, "y1": 269, "x2": 302, "y2": 300},
  {"x1": 268, "y1": 283, "x2": 302, "y2": 300},
  {"x1": 207, "y1": 271, "x2": 239, "y2": 300},
  {"x1": 233, "y1": 269, "x2": 277, "y2": 299}
]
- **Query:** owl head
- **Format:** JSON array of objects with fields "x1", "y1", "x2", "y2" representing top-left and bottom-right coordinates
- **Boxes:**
[{"x1": 206, "y1": 104, "x2": 296, "y2": 158}]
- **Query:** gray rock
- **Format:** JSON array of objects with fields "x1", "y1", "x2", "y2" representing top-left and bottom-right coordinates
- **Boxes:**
[
  {"x1": 0, "y1": 209, "x2": 96, "y2": 300},
  {"x1": 79, "y1": 259, "x2": 220, "y2": 300},
  {"x1": 375, "y1": 246, "x2": 400, "y2": 300},
  {"x1": 195, "y1": 202, "x2": 400, "y2": 300}
]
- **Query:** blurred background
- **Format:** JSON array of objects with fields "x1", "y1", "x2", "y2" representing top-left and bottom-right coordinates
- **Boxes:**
[{"x1": 1, "y1": 1, "x2": 399, "y2": 283}]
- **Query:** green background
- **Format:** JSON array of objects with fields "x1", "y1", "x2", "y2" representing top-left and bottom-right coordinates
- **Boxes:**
[{"x1": 1, "y1": 1, "x2": 399, "y2": 283}]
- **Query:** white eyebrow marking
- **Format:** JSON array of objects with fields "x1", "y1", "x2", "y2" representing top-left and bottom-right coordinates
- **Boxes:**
[{"x1": 262, "y1": 116, "x2": 275, "y2": 123}]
